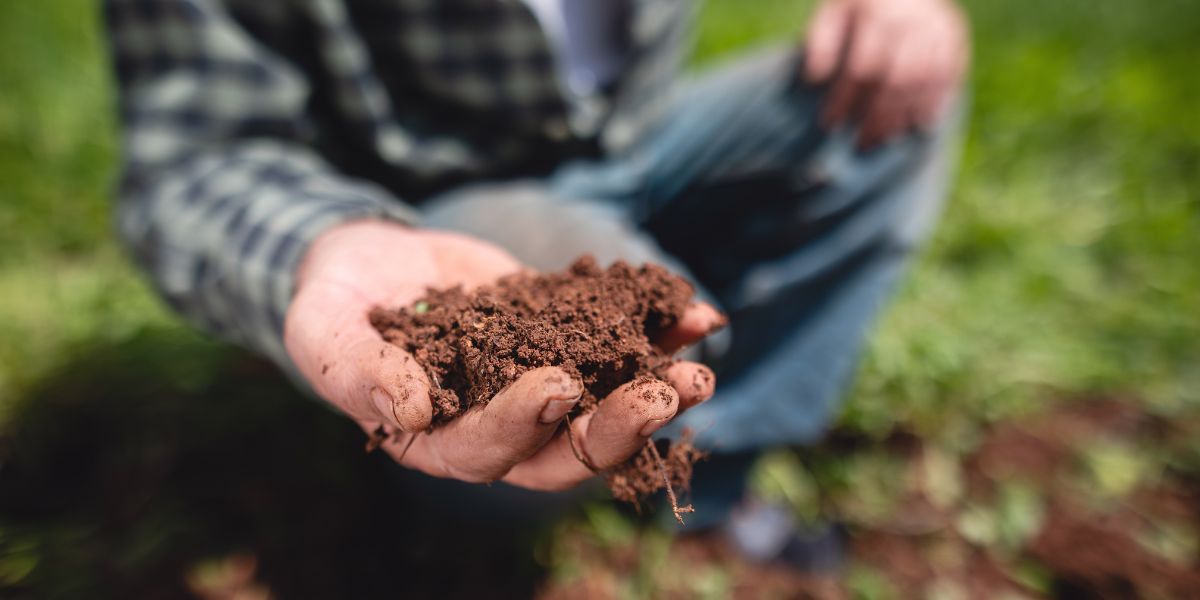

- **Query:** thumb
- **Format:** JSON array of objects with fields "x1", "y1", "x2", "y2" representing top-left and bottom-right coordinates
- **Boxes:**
[
  {"x1": 804, "y1": 0, "x2": 852, "y2": 83},
  {"x1": 655, "y1": 302, "x2": 728, "y2": 355},
  {"x1": 285, "y1": 280, "x2": 433, "y2": 432}
]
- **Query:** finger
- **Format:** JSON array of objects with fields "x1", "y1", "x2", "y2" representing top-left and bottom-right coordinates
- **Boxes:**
[
  {"x1": 502, "y1": 378, "x2": 681, "y2": 491},
  {"x1": 397, "y1": 367, "x2": 583, "y2": 482},
  {"x1": 911, "y1": 46, "x2": 955, "y2": 130},
  {"x1": 822, "y1": 73, "x2": 858, "y2": 129},
  {"x1": 914, "y1": 33, "x2": 953, "y2": 126},
  {"x1": 661, "y1": 361, "x2": 716, "y2": 413},
  {"x1": 893, "y1": 37, "x2": 940, "y2": 132},
  {"x1": 858, "y1": 83, "x2": 916, "y2": 149},
  {"x1": 922, "y1": 12, "x2": 971, "y2": 121},
  {"x1": 930, "y1": 83, "x2": 959, "y2": 128},
  {"x1": 912, "y1": 83, "x2": 941, "y2": 132},
  {"x1": 856, "y1": 35, "x2": 918, "y2": 148},
  {"x1": 655, "y1": 302, "x2": 727, "y2": 354},
  {"x1": 924, "y1": 39, "x2": 967, "y2": 128},
  {"x1": 891, "y1": 30, "x2": 929, "y2": 85},
  {"x1": 804, "y1": 0, "x2": 852, "y2": 83},
  {"x1": 285, "y1": 282, "x2": 434, "y2": 432},
  {"x1": 823, "y1": 21, "x2": 889, "y2": 127},
  {"x1": 858, "y1": 94, "x2": 911, "y2": 149},
  {"x1": 352, "y1": 337, "x2": 435, "y2": 432}
]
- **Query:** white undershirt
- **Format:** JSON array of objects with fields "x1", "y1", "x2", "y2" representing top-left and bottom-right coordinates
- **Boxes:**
[{"x1": 521, "y1": 0, "x2": 627, "y2": 96}]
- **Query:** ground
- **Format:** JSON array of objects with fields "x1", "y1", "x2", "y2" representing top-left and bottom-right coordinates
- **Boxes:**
[{"x1": 0, "y1": 0, "x2": 1198, "y2": 598}]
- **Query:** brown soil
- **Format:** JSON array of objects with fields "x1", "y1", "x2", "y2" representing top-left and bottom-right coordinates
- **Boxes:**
[
  {"x1": 535, "y1": 398, "x2": 1200, "y2": 599},
  {"x1": 369, "y1": 256, "x2": 708, "y2": 519}
]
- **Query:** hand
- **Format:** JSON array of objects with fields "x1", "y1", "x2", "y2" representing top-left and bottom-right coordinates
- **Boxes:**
[
  {"x1": 803, "y1": 0, "x2": 969, "y2": 148},
  {"x1": 283, "y1": 220, "x2": 724, "y2": 490}
]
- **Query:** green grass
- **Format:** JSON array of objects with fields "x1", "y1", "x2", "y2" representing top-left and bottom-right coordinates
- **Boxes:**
[{"x1": 0, "y1": 1, "x2": 187, "y2": 408}]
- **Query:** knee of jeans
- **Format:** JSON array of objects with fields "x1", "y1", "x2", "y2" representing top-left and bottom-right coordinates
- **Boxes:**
[
  {"x1": 885, "y1": 123, "x2": 962, "y2": 249},
  {"x1": 422, "y1": 180, "x2": 682, "y2": 273},
  {"x1": 867, "y1": 107, "x2": 964, "y2": 251},
  {"x1": 886, "y1": 181, "x2": 949, "y2": 250}
]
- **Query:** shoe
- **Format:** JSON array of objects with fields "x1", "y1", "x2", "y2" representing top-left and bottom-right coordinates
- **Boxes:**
[{"x1": 723, "y1": 498, "x2": 846, "y2": 572}]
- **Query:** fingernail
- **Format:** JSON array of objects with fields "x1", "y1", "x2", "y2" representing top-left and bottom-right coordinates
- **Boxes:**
[
  {"x1": 370, "y1": 387, "x2": 394, "y2": 410},
  {"x1": 707, "y1": 312, "x2": 730, "y2": 333},
  {"x1": 539, "y1": 397, "x2": 578, "y2": 424},
  {"x1": 371, "y1": 387, "x2": 403, "y2": 428},
  {"x1": 640, "y1": 417, "x2": 669, "y2": 437}
]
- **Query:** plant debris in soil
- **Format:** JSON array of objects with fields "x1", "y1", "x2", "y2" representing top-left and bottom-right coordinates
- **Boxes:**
[{"x1": 369, "y1": 256, "x2": 713, "y2": 522}]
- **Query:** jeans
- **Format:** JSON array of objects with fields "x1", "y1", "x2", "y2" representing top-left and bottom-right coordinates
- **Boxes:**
[{"x1": 417, "y1": 46, "x2": 960, "y2": 523}]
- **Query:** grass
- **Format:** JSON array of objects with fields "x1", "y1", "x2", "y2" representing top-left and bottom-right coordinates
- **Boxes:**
[
  {"x1": 699, "y1": 0, "x2": 1200, "y2": 438},
  {"x1": 1, "y1": 0, "x2": 1198, "y2": 596},
  {"x1": 0, "y1": 1, "x2": 182, "y2": 408}
]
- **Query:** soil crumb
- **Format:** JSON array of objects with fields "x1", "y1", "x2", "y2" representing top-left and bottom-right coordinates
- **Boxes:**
[{"x1": 369, "y1": 256, "x2": 711, "y2": 515}]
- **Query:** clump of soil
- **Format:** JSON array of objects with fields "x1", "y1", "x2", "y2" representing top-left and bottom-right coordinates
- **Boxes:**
[{"x1": 369, "y1": 256, "x2": 712, "y2": 521}]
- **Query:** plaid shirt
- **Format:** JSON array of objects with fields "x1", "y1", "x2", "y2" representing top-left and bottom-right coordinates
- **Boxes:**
[{"x1": 103, "y1": 0, "x2": 692, "y2": 369}]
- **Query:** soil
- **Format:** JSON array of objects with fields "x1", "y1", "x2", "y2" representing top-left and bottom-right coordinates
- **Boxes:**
[
  {"x1": 536, "y1": 398, "x2": 1200, "y2": 599},
  {"x1": 369, "y1": 256, "x2": 708, "y2": 517}
]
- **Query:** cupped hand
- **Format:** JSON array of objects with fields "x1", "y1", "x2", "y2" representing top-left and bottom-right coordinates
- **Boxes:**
[
  {"x1": 804, "y1": 0, "x2": 969, "y2": 148},
  {"x1": 283, "y1": 220, "x2": 724, "y2": 490}
]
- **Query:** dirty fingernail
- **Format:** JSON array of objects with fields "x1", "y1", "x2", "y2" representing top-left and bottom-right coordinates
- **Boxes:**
[
  {"x1": 707, "y1": 312, "x2": 730, "y2": 333},
  {"x1": 371, "y1": 386, "x2": 407, "y2": 428},
  {"x1": 539, "y1": 398, "x2": 578, "y2": 424},
  {"x1": 370, "y1": 387, "x2": 394, "y2": 411},
  {"x1": 640, "y1": 417, "x2": 669, "y2": 437}
]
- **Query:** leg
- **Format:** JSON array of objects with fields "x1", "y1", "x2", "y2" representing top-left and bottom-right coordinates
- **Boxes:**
[
  {"x1": 421, "y1": 180, "x2": 681, "y2": 274},
  {"x1": 418, "y1": 45, "x2": 961, "y2": 529},
  {"x1": 553, "y1": 45, "x2": 962, "y2": 453}
]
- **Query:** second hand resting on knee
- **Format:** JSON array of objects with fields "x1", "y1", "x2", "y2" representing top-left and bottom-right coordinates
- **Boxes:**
[{"x1": 804, "y1": 0, "x2": 969, "y2": 148}]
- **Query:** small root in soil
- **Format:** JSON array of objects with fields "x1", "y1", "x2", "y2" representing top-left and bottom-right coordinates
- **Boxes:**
[
  {"x1": 364, "y1": 427, "x2": 420, "y2": 464},
  {"x1": 560, "y1": 416, "x2": 697, "y2": 523},
  {"x1": 647, "y1": 438, "x2": 695, "y2": 524},
  {"x1": 603, "y1": 433, "x2": 705, "y2": 524},
  {"x1": 395, "y1": 431, "x2": 419, "y2": 462}
]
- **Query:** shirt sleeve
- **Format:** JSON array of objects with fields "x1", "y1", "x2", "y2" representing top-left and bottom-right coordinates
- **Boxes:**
[{"x1": 103, "y1": 0, "x2": 418, "y2": 371}]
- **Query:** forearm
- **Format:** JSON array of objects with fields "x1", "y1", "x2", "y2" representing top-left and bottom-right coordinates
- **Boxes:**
[
  {"x1": 116, "y1": 140, "x2": 417, "y2": 370},
  {"x1": 105, "y1": 0, "x2": 418, "y2": 370}
]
